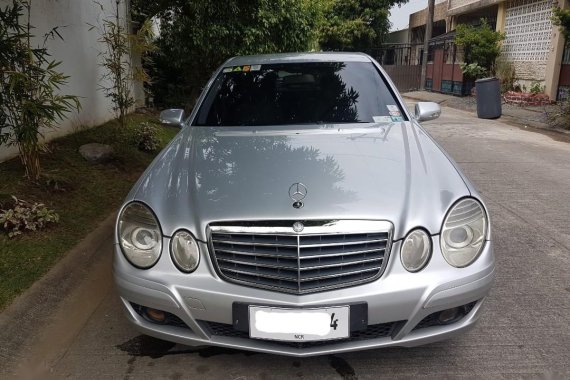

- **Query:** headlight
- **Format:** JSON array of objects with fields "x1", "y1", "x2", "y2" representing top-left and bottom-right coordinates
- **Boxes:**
[
  {"x1": 118, "y1": 202, "x2": 162, "y2": 268},
  {"x1": 401, "y1": 229, "x2": 432, "y2": 272},
  {"x1": 441, "y1": 198, "x2": 488, "y2": 268},
  {"x1": 171, "y1": 230, "x2": 200, "y2": 273}
]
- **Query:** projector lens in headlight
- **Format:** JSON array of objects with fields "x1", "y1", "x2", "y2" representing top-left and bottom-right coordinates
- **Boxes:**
[
  {"x1": 441, "y1": 198, "x2": 488, "y2": 268},
  {"x1": 118, "y1": 202, "x2": 162, "y2": 268}
]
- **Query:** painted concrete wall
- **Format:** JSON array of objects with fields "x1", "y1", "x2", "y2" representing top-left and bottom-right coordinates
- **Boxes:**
[{"x1": 0, "y1": 0, "x2": 138, "y2": 163}]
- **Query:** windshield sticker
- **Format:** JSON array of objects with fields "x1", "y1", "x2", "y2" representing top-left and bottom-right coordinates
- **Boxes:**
[
  {"x1": 223, "y1": 64, "x2": 262, "y2": 73},
  {"x1": 389, "y1": 111, "x2": 401, "y2": 117},
  {"x1": 386, "y1": 105, "x2": 399, "y2": 112},
  {"x1": 391, "y1": 116, "x2": 404, "y2": 122},
  {"x1": 373, "y1": 116, "x2": 392, "y2": 123}
]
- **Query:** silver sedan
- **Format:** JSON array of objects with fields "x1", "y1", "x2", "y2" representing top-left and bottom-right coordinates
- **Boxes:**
[{"x1": 114, "y1": 52, "x2": 494, "y2": 356}]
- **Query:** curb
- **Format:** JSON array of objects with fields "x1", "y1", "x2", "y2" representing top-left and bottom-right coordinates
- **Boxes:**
[{"x1": 0, "y1": 212, "x2": 116, "y2": 378}]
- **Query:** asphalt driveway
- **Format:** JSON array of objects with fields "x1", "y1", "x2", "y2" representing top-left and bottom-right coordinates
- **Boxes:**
[{"x1": 2, "y1": 104, "x2": 569, "y2": 379}]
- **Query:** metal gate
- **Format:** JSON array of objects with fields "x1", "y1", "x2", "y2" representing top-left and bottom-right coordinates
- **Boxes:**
[
  {"x1": 367, "y1": 44, "x2": 423, "y2": 92},
  {"x1": 382, "y1": 65, "x2": 421, "y2": 92}
]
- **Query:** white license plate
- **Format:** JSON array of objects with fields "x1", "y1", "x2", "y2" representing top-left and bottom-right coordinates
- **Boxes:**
[{"x1": 249, "y1": 305, "x2": 350, "y2": 342}]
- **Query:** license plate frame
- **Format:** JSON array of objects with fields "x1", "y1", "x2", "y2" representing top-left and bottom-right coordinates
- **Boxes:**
[{"x1": 248, "y1": 305, "x2": 350, "y2": 342}]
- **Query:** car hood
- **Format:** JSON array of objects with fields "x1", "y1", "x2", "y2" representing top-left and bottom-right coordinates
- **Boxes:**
[{"x1": 130, "y1": 122, "x2": 470, "y2": 241}]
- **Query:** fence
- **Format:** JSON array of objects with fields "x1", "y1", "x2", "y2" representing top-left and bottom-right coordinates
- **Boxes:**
[{"x1": 367, "y1": 43, "x2": 424, "y2": 92}]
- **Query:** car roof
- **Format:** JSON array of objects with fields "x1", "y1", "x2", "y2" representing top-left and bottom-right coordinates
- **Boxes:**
[{"x1": 224, "y1": 52, "x2": 372, "y2": 67}]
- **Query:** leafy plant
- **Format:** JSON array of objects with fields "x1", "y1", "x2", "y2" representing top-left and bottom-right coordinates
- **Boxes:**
[
  {"x1": 455, "y1": 19, "x2": 505, "y2": 77},
  {"x1": 91, "y1": 1, "x2": 156, "y2": 128},
  {"x1": 0, "y1": 196, "x2": 59, "y2": 237},
  {"x1": 552, "y1": 7, "x2": 570, "y2": 39},
  {"x1": 131, "y1": 0, "x2": 322, "y2": 107},
  {"x1": 133, "y1": 122, "x2": 160, "y2": 152},
  {"x1": 318, "y1": 0, "x2": 404, "y2": 51},
  {"x1": 495, "y1": 56, "x2": 517, "y2": 93},
  {"x1": 0, "y1": 0, "x2": 80, "y2": 180},
  {"x1": 529, "y1": 81, "x2": 544, "y2": 94},
  {"x1": 459, "y1": 63, "x2": 487, "y2": 80}
]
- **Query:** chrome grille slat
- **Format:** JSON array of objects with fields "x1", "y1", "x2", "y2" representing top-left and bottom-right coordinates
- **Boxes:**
[
  {"x1": 299, "y1": 267, "x2": 381, "y2": 282},
  {"x1": 298, "y1": 239, "x2": 387, "y2": 248},
  {"x1": 215, "y1": 247, "x2": 298, "y2": 259},
  {"x1": 211, "y1": 239, "x2": 298, "y2": 248},
  {"x1": 299, "y1": 256, "x2": 383, "y2": 270},
  {"x1": 217, "y1": 257, "x2": 299, "y2": 270},
  {"x1": 299, "y1": 244, "x2": 387, "y2": 258},
  {"x1": 218, "y1": 266, "x2": 299, "y2": 282},
  {"x1": 209, "y1": 220, "x2": 393, "y2": 294}
]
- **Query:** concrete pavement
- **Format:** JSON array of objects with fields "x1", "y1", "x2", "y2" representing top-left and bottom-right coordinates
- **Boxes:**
[
  {"x1": 403, "y1": 90, "x2": 570, "y2": 135},
  {"x1": 1, "y1": 104, "x2": 569, "y2": 379}
]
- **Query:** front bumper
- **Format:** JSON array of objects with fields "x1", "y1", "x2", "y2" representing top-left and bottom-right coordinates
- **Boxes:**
[{"x1": 114, "y1": 237, "x2": 495, "y2": 357}]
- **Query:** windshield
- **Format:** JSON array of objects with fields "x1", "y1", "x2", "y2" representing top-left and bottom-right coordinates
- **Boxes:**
[{"x1": 193, "y1": 61, "x2": 405, "y2": 126}]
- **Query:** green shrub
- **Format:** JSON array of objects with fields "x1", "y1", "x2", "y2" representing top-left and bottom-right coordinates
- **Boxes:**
[
  {"x1": 495, "y1": 56, "x2": 517, "y2": 93},
  {"x1": 459, "y1": 63, "x2": 487, "y2": 80},
  {"x1": 455, "y1": 19, "x2": 505, "y2": 78},
  {"x1": 529, "y1": 81, "x2": 544, "y2": 94},
  {"x1": 133, "y1": 122, "x2": 160, "y2": 152},
  {"x1": 0, "y1": 196, "x2": 59, "y2": 238}
]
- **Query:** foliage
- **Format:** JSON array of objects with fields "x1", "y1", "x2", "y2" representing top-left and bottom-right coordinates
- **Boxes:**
[
  {"x1": 133, "y1": 122, "x2": 160, "y2": 152},
  {"x1": 459, "y1": 63, "x2": 487, "y2": 80},
  {"x1": 132, "y1": 0, "x2": 322, "y2": 107},
  {"x1": 495, "y1": 56, "x2": 517, "y2": 93},
  {"x1": 0, "y1": 113, "x2": 177, "y2": 308},
  {"x1": 0, "y1": 0, "x2": 80, "y2": 180},
  {"x1": 0, "y1": 196, "x2": 59, "y2": 238},
  {"x1": 91, "y1": 1, "x2": 156, "y2": 128},
  {"x1": 318, "y1": 0, "x2": 403, "y2": 51},
  {"x1": 552, "y1": 7, "x2": 570, "y2": 39},
  {"x1": 529, "y1": 81, "x2": 544, "y2": 94},
  {"x1": 455, "y1": 19, "x2": 505, "y2": 76}
]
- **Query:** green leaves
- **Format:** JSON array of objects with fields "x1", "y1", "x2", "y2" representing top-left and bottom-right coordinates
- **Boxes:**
[
  {"x1": 318, "y1": 0, "x2": 394, "y2": 51},
  {"x1": 454, "y1": 19, "x2": 505, "y2": 76},
  {"x1": 552, "y1": 7, "x2": 570, "y2": 40},
  {"x1": 0, "y1": 196, "x2": 59, "y2": 238},
  {"x1": 0, "y1": 0, "x2": 80, "y2": 180},
  {"x1": 94, "y1": 4, "x2": 156, "y2": 128},
  {"x1": 137, "y1": 0, "x2": 322, "y2": 106}
]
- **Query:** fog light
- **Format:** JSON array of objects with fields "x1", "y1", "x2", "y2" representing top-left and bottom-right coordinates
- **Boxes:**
[
  {"x1": 437, "y1": 307, "x2": 462, "y2": 324},
  {"x1": 145, "y1": 308, "x2": 166, "y2": 323}
]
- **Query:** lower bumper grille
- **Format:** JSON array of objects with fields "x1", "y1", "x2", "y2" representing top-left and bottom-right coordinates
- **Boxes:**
[
  {"x1": 201, "y1": 320, "x2": 404, "y2": 349},
  {"x1": 208, "y1": 220, "x2": 393, "y2": 294}
]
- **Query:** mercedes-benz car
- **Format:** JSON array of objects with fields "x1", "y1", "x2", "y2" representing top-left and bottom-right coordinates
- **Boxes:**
[{"x1": 114, "y1": 52, "x2": 495, "y2": 356}]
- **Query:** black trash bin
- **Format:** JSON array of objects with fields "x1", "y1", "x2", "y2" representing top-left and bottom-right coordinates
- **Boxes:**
[{"x1": 475, "y1": 77, "x2": 502, "y2": 119}]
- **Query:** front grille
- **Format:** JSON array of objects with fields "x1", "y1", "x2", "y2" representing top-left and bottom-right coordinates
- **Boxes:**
[
  {"x1": 202, "y1": 320, "x2": 404, "y2": 348},
  {"x1": 208, "y1": 220, "x2": 393, "y2": 294}
]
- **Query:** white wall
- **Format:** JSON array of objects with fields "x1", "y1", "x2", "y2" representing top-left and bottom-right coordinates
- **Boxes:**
[{"x1": 0, "y1": 0, "x2": 139, "y2": 163}]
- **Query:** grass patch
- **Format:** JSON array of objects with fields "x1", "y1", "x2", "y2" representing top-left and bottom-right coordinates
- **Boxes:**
[{"x1": 0, "y1": 114, "x2": 179, "y2": 310}]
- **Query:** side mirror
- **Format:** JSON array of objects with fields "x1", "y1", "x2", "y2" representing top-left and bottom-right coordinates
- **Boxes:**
[
  {"x1": 159, "y1": 109, "x2": 185, "y2": 127},
  {"x1": 414, "y1": 102, "x2": 441, "y2": 122}
]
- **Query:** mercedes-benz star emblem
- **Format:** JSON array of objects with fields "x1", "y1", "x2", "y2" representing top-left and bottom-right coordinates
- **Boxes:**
[
  {"x1": 292, "y1": 221, "x2": 304, "y2": 233},
  {"x1": 288, "y1": 182, "x2": 307, "y2": 209}
]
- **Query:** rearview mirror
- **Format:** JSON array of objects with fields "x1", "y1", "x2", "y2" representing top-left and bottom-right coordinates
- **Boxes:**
[
  {"x1": 414, "y1": 102, "x2": 441, "y2": 122},
  {"x1": 159, "y1": 109, "x2": 185, "y2": 127}
]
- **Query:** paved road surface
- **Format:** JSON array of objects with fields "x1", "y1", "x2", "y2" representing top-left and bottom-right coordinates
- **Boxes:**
[{"x1": 3, "y1": 105, "x2": 569, "y2": 379}]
